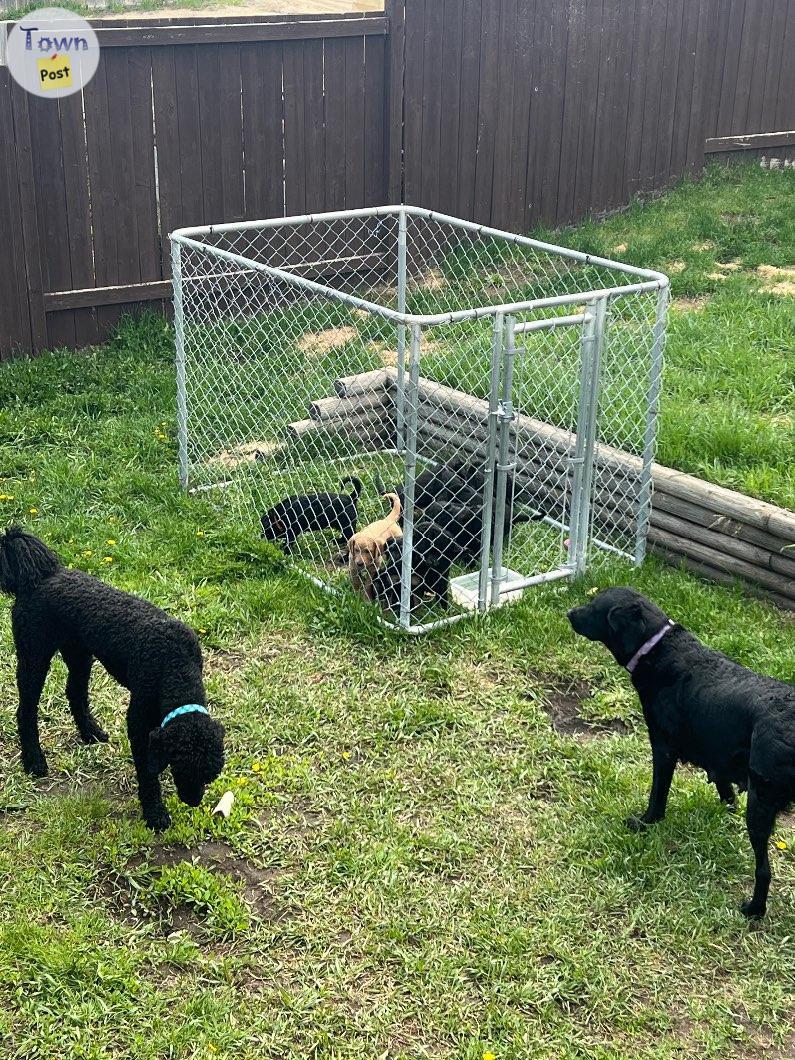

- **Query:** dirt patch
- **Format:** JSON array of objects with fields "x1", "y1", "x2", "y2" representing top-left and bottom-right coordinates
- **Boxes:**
[
  {"x1": 102, "y1": 841, "x2": 289, "y2": 926},
  {"x1": 666, "y1": 261, "x2": 686, "y2": 274},
  {"x1": 706, "y1": 271, "x2": 730, "y2": 281},
  {"x1": 210, "y1": 439, "x2": 280, "y2": 469},
  {"x1": 205, "y1": 648, "x2": 248, "y2": 675},
  {"x1": 613, "y1": 243, "x2": 628, "y2": 254},
  {"x1": 757, "y1": 264, "x2": 795, "y2": 296},
  {"x1": 297, "y1": 326, "x2": 358, "y2": 357},
  {"x1": 671, "y1": 295, "x2": 711, "y2": 312},
  {"x1": 541, "y1": 678, "x2": 628, "y2": 739},
  {"x1": 715, "y1": 259, "x2": 742, "y2": 271},
  {"x1": 693, "y1": 240, "x2": 715, "y2": 252}
]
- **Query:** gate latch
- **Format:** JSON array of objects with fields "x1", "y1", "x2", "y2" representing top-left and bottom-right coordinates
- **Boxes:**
[{"x1": 497, "y1": 400, "x2": 515, "y2": 422}]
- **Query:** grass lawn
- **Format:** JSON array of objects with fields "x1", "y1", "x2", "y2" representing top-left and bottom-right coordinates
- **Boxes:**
[{"x1": 0, "y1": 164, "x2": 793, "y2": 1058}]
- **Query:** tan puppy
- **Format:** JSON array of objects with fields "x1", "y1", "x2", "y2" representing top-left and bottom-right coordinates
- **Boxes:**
[{"x1": 348, "y1": 493, "x2": 403, "y2": 601}]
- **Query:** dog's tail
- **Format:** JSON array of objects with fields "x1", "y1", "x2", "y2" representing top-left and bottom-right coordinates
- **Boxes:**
[
  {"x1": 383, "y1": 492, "x2": 402, "y2": 522},
  {"x1": 0, "y1": 526, "x2": 61, "y2": 596},
  {"x1": 340, "y1": 475, "x2": 363, "y2": 502}
]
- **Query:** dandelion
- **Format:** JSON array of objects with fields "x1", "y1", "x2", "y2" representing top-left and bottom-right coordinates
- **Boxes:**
[
  {"x1": 196, "y1": 530, "x2": 205, "y2": 537},
  {"x1": 82, "y1": 550, "x2": 93, "y2": 558},
  {"x1": 199, "y1": 628, "x2": 207, "y2": 634},
  {"x1": 251, "y1": 762, "x2": 262, "y2": 773},
  {"x1": 107, "y1": 539, "x2": 116, "y2": 546},
  {"x1": 103, "y1": 557, "x2": 113, "y2": 564},
  {"x1": 483, "y1": 1052, "x2": 496, "y2": 1060},
  {"x1": 29, "y1": 507, "x2": 38, "y2": 515},
  {"x1": 341, "y1": 750, "x2": 351, "y2": 761},
  {"x1": 237, "y1": 777, "x2": 249, "y2": 787},
  {"x1": 0, "y1": 494, "x2": 15, "y2": 502},
  {"x1": 775, "y1": 839, "x2": 788, "y2": 850}
]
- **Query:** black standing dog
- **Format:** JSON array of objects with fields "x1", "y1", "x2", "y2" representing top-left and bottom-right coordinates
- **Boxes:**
[
  {"x1": 260, "y1": 475, "x2": 362, "y2": 555},
  {"x1": 568, "y1": 586, "x2": 795, "y2": 919},
  {"x1": 0, "y1": 527, "x2": 225, "y2": 831}
]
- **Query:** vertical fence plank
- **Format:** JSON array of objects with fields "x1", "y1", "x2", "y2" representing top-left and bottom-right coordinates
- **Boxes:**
[
  {"x1": 0, "y1": 71, "x2": 32, "y2": 359},
  {"x1": 384, "y1": 0, "x2": 405, "y2": 203},
  {"x1": 283, "y1": 39, "x2": 308, "y2": 216},
  {"x1": 10, "y1": 80, "x2": 48, "y2": 352},
  {"x1": 364, "y1": 34, "x2": 387, "y2": 207},
  {"x1": 572, "y1": 0, "x2": 606, "y2": 220},
  {"x1": 240, "y1": 40, "x2": 284, "y2": 220},
  {"x1": 402, "y1": 0, "x2": 425, "y2": 206},
  {"x1": 490, "y1": 0, "x2": 518, "y2": 229},
  {"x1": 774, "y1": 2, "x2": 795, "y2": 131},
  {"x1": 456, "y1": 0, "x2": 483, "y2": 219},
  {"x1": 419, "y1": 0, "x2": 444, "y2": 212},
  {"x1": 472, "y1": 0, "x2": 502, "y2": 224},
  {"x1": 437, "y1": 0, "x2": 464, "y2": 216},
  {"x1": 324, "y1": 38, "x2": 347, "y2": 211},
  {"x1": 344, "y1": 35, "x2": 366, "y2": 209},
  {"x1": 556, "y1": 0, "x2": 587, "y2": 225},
  {"x1": 304, "y1": 38, "x2": 326, "y2": 212}
]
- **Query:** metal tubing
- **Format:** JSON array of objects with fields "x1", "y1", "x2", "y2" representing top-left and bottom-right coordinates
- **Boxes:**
[
  {"x1": 396, "y1": 208, "x2": 408, "y2": 451},
  {"x1": 478, "y1": 313, "x2": 504, "y2": 612},
  {"x1": 172, "y1": 233, "x2": 667, "y2": 329},
  {"x1": 172, "y1": 204, "x2": 666, "y2": 284},
  {"x1": 494, "y1": 567, "x2": 574, "y2": 594},
  {"x1": 513, "y1": 312, "x2": 587, "y2": 334},
  {"x1": 399, "y1": 325, "x2": 421, "y2": 629},
  {"x1": 568, "y1": 304, "x2": 596, "y2": 575},
  {"x1": 171, "y1": 239, "x2": 189, "y2": 491},
  {"x1": 635, "y1": 284, "x2": 669, "y2": 565},
  {"x1": 490, "y1": 315, "x2": 516, "y2": 607},
  {"x1": 571, "y1": 297, "x2": 607, "y2": 576}
]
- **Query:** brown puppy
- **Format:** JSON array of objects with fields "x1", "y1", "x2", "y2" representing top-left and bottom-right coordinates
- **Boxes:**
[{"x1": 348, "y1": 493, "x2": 403, "y2": 601}]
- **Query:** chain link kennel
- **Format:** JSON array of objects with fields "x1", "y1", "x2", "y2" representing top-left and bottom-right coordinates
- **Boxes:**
[{"x1": 171, "y1": 207, "x2": 668, "y2": 633}]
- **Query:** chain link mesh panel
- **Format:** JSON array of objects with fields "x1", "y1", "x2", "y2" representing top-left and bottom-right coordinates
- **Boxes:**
[{"x1": 173, "y1": 208, "x2": 666, "y2": 632}]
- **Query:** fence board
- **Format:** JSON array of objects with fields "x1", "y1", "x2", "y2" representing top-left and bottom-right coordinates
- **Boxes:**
[
  {"x1": 0, "y1": 70, "x2": 31, "y2": 359},
  {"x1": 344, "y1": 34, "x2": 366, "y2": 209},
  {"x1": 240, "y1": 41, "x2": 284, "y2": 221},
  {"x1": 456, "y1": 0, "x2": 483, "y2": 220}
]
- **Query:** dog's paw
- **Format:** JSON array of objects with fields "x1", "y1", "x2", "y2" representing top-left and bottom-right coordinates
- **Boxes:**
[
  {"x1": 625, "y1": 814, "x2": 651, "y2": 832},
  {"x1": 80, "y1": 722, "x2": 109, "y2": 744},
  {"x1": 144, "y1": 806, "x2": 172, "y2": 832},
  {"x1": 22, "y1": 752, "x2": 48, "y2": 777},
  {"x1": 740, "y1": 898, "x2": 766, "y2": 920}
]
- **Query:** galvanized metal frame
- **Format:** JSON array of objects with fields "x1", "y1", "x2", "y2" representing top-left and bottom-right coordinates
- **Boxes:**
[{"x1": 171, "y1": 204, "x2": 668, "y2": 634}]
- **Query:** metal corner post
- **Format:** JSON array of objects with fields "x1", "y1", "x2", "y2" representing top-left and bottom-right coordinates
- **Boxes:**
[
  {"x1": 478, "y1": 313, "x2": 505, "y2": 612},
  {"x1": 634, "y1": 283, "x2": 668, "y2": 565},
  {"x1": 172, "y1": 239, "x2": 189, "y2": 491},
  {"x1": 395, "y1": 208, "x2": 408, "y2": 451},
  {"x1": 490, "y1": 314, "x2": 516, "y2": 607},
  {"x1": 568, "y1": 297, "x2": 607, "y2": 577},
  {"x1": 399, "y1": 323, "x2": 421, "y2": 629}
]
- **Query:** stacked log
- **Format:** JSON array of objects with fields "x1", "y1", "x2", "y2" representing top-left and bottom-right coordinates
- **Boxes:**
[
  {"x1": 314, "y1": 367, "x2": 793, "y2": 611},
  {"x1": 286, "y1": 378, "x2": 395, "y2": 450}
]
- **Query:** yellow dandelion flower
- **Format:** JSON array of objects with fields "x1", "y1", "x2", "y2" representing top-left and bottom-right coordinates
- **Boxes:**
[
  {"x1": 107, "y1": 539, "x2": 116, "y2": 546},
  {"x1": 0, "y1": 494, "x2": 15, "y2": 502},
  {"x1": 775, "y1": 840, "x2": 788, "y2": 850},
  {"x1": 237, "y1": 777, "x2": 248, "y2": 787},
  {"x1": 29, "y1": 507, "x2": 38, "y2": 515},
  {"x1": 251, "y1": 762, "x2": 262, "y2": 773},
  {"x1": 103, "y1": 557, "x2": 113, "y2": 564},
  {"x1": 199, "y1": 628, "x2": 207, "y2": 634},
  {"x1": 196, "y1": 530, "x2": 205, "y2": 537},
  {"x1": 341, "y1": 750, "x2": 351, "y2": 761},
  {"x1": 82, "y1": 550, "x2": 93, "y2": 558},
  {"x1": 483, "y1": 1052, "x2": 496, "y2": 1060}
]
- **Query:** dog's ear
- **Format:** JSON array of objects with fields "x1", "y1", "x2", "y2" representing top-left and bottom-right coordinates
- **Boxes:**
[
  {"x1": 372, "y1": 540, "x2": 384, "y2": 565},
  {"x1": 147, "y1": 728, "x2": 171, "y2": 775},
  {"x1": 607, "y1": 601, "x2": 643, "y2": 635}
]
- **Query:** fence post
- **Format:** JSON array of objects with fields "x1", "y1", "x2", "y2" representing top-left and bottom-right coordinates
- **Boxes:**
[
  {"x1": 171, "y1": 238, "x2": 189, "y2": 491},
  {"x1": 635, "y1": 283, "x2": 668, "y2": 564},
  {"x1": 569, "y1": 297, "x2": 607, "y2": 577},
  {"x1": 490, "y1": 314, "x2": 516, "y2": 607},
  {"x1": 478, "y1": 312, "x2": 504, "y2": 612},
  {"x1": 399, "y1": 323, "x2": 420, "y2": 630},
  {"x1": 395, "y1": 206, "x2": 407, "y2": 450}
]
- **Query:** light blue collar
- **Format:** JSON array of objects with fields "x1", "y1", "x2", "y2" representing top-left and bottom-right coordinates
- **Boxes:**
[{"x1": 161, "y1": 704, "x2": 209, "y2": 729}]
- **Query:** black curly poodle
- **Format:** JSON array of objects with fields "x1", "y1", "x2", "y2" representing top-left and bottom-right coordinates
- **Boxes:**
[{"x1": 0, "y1": 527, "x2": 225, "y2": 831}]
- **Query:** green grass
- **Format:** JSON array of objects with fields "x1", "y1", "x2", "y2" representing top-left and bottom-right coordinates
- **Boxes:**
[
  {"x1": 0, "y1": 167, "x2": 794, "y2": 1058},
  {"x1": 551, "y1": 164, "x2": 795, "y2": 508}
]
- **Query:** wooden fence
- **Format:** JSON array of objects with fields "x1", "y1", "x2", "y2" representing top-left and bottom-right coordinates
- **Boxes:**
[{"x1": 1, "y1": 1, "x2": 794, "y2": 358}]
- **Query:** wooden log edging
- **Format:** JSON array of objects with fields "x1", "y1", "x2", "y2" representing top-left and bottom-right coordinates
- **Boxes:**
[{"x1": 316, "y1": 369, "x2": 795, "y2": 610}]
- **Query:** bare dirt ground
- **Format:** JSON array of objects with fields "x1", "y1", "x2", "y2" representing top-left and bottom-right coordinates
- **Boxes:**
[{"x1": 91, "y1": 0, "x2": 382, "y2": 17}]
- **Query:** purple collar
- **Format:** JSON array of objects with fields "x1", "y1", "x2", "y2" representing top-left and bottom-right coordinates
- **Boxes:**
[{"x1": 625, "y1": 620, "x2": 675, "y2": 673}]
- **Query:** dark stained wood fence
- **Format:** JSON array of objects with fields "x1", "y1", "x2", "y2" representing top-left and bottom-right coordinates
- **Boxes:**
[
  {"x1": 702, "y1": 0, "x2": 795, "y2": 165},
  {"x1": 1, "y1": 1, "x2": 793, "y2": 359},
  {"x1": 0, "y1": 12, "x2": 388, "y2": 359}
]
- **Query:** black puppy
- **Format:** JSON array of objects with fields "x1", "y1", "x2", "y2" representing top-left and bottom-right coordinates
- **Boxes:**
[
  {"x1": 0, "y1": 527, "x2": 225, "y2": 831},
  {"x1": 373, "y1": 476, "x2": 532, "y2": 612},
  {"x1": 376, "y1": 459, "x2": 485, "y2": 522},
  {"x1": 568, "y1": 586, "x2": 795, "y2": 919},
  {"x1": 261, "y1": 476, "x2": 362, "y2": 554}
]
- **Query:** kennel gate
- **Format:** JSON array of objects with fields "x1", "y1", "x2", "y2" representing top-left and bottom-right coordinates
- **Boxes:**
[{"x1": 171, "y1": 206, "x2": 668, "y2": 633}]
